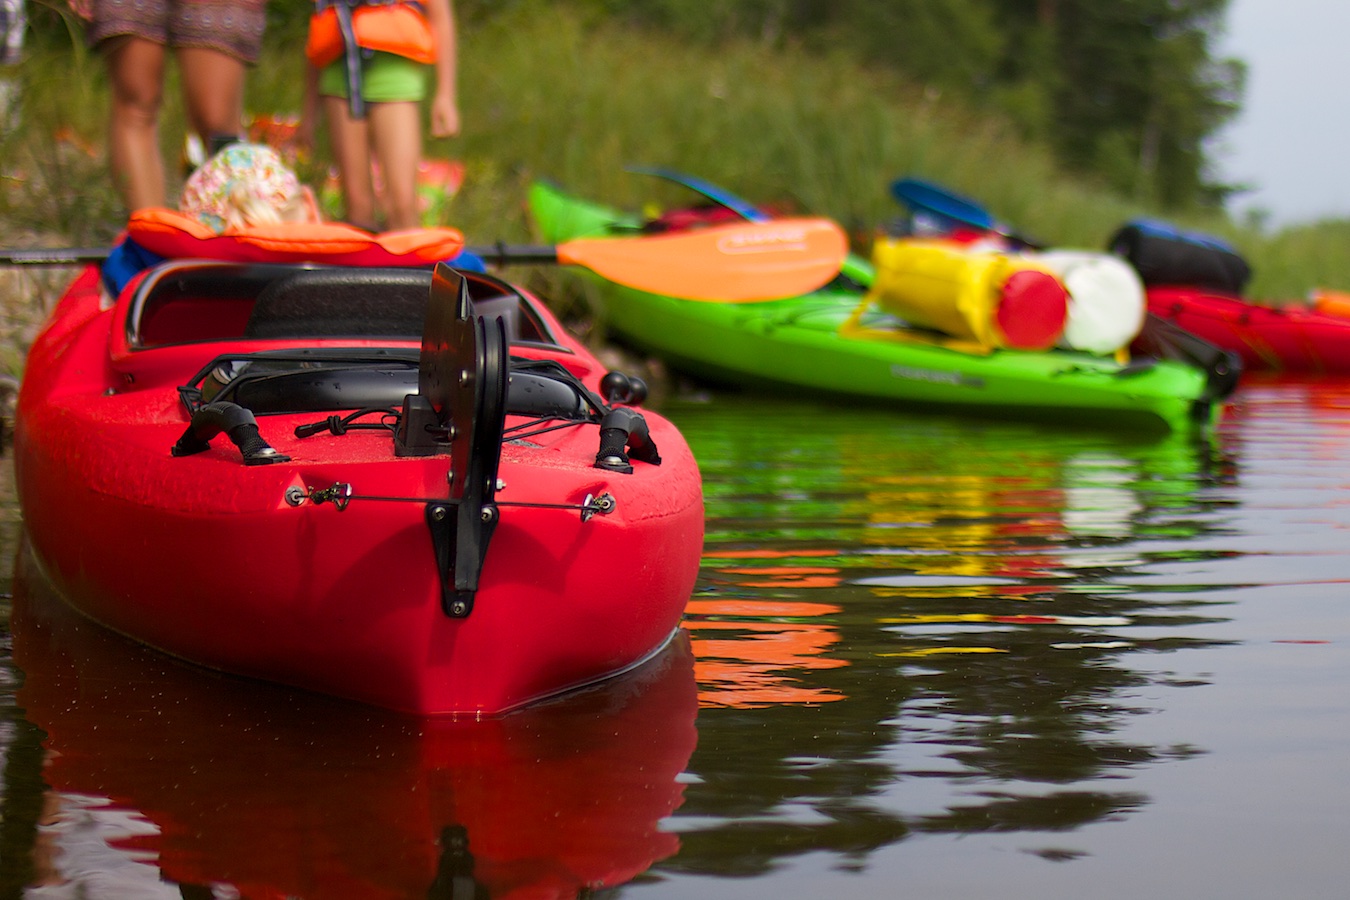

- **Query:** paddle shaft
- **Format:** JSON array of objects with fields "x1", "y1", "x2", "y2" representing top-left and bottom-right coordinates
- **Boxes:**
[
  {"x1": 0, "y1": 245, "x2": 557, "y2": 267},
  {"x1": 1, "y1": 248, "x2": 111, "y2": 266},
  {"x1": 0, "y1": 234, "x2": 837, "y2": 269},
  {"x1": 468, "y1": 244, "x2": 560, "y2": 265},
  {"x1": 0, "y1": 217, "x2": 850, "y2": 302}
]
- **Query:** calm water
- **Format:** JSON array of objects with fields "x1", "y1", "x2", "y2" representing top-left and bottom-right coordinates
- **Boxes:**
[{"x1": 2, "y1": 377, "x2": 1349, "y2": 898}]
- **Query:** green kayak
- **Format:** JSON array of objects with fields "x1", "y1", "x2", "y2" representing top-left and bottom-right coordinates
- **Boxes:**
[{"x1": 527, "y1": 180, "x2": 1237, "y2": 433}]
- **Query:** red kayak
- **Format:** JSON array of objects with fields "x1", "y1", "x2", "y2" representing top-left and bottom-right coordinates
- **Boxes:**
[
  {"x1": 13, "y1": 222, "x2": 704, "y2": 716},
  {"x1": 1105, "y1": 218, "x2": 1350, "y2": 374},
  {"x1": 1145, "y1": 285, "x2": 1350, "y2": 374}
]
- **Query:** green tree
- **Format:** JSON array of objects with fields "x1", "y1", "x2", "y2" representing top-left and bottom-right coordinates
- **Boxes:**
[
  {"x1": 986, "y1": 0, "x2": 1243, "y2": 208},
  {"x1": 824, "y1": 0, "x2": 1003, "y2": 95}
]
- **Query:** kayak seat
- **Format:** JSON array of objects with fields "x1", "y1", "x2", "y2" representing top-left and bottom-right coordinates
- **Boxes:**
[
  {"x1": 129, "y1": 260, "x2": 282, "y2": 347},
  {"x1": 128, "y1": 259, "x2": 545, "y2": 347},
  {"x1": 244, "y1": 268, "x2": 432, "y2": 339}
]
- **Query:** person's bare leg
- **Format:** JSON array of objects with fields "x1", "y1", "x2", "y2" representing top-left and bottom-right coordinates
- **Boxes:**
[
  {"x1": 104, "y1": 35, "x2": 167, "y2": 210},
  {"x1": 177, "y1": 46, "x2": 245, "y2": 144},
  {"x1": 369, "y1": 100, "x2": 422, "y2": 230},
  {"x1": 323, "y1": 94, "x2": 378, "y2": 229}
]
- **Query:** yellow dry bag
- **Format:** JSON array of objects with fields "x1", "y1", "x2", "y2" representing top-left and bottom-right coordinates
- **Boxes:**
[{"x1": 867, "y1": 238, "x2": 1068, "y2": 351}]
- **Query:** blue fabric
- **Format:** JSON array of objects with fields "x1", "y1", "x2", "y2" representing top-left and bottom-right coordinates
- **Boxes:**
[
  {"x1": 1124, "y1": 219, "x2": 1236, "y2": 253},
  {"x1": 100, "y1": 239, "x2": 165, "y2": 295},
  {"x1": 449, "y1": 249, "x2": 486, "y2": 272}
]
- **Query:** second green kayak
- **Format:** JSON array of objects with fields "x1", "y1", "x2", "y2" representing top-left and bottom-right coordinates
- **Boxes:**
[{"x1": 527, "y1": 180, "x2": 1237, "y2": 433}]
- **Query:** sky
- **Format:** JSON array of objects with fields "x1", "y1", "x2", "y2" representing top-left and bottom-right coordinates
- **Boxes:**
[{"x1": 1213, "y1": 0, "x2": 1350, "y2": 226}]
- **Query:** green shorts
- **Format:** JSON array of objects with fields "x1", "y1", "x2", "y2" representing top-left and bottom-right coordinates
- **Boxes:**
[{"x1": 320, "y1": 51, "x2": 427, "y2": 103}]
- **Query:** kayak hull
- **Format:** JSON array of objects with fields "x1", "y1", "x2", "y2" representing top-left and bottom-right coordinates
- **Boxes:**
[
  {"x1": 15, "y1": 262, "x2": 704, "y2": 716},
  {"x1": 1146, "y1": 285, "x2": 1350, "y2": 374},
  {"x1": 579, "y1": 284, "x2": 1213, "y2": 429}
]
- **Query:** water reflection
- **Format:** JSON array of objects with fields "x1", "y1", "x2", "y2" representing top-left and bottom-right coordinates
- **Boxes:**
[
  {"x1": 5, "y1": 543, "x2": 697, "y2": 898},
  {"x1": 664, "y1": 394, "x2": 1236, "y2": 874}
]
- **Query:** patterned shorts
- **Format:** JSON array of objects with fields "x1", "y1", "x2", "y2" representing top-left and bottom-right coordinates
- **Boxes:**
[
  {"x1": 86, "y1": 0, "x2": 267, "y2": 64},
  {"x1": 1, "y1": 0, "x2": 24, "y2": 66}
]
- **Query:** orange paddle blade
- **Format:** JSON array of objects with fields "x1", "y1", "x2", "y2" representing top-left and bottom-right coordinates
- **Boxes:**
[{"x1": 555, "y1": 217, "x2": 849, "y2": 302}]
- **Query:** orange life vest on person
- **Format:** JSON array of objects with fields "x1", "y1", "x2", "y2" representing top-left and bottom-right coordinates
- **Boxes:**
[{"x1": 306, "y1": 1, "x2": 436, "y2": 68}]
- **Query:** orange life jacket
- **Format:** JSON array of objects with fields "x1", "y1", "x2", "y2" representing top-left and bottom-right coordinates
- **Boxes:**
[
  {"x1": 127, "y1": 208, "x2": 465, "y2": 267},
  {"x1": 306, "y1": 1, "x2": 436, "y2": 69}
]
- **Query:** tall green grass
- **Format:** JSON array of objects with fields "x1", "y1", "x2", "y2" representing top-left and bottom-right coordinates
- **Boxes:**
[{"x1": 2, "y1": 4, "x2": 1345, "y2": 302}]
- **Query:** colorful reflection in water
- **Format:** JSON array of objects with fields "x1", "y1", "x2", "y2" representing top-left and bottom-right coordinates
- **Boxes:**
[
  {"x1": 685, "y1": 391, "x2": 1233, "y2": 664},
  {"x1": 690, "y1": 548, "x2": 848, "y2": 708},
  {"x1": 663, "y1": 392, "x2": 1247, "y2": 874}
]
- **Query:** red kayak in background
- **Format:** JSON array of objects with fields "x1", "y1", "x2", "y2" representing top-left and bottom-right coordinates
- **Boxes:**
[
  {"x1": 12, "y1": 217, "x2": 704, "y2": 716},
  {"x1": 1144, "y1": 285, "x2": 1350, "y2": 374},
  {"x1": 1109, "y1": 218, "x2": 1350, "y2": 374}
]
